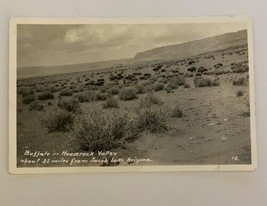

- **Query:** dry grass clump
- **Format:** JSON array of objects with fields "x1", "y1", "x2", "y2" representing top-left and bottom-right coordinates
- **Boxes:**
[
  {"x1": 194, "y1": 77, "x2": 212, "y2": 87},
  {"x1": 22, "y1": 94, "x2": 36, "y2": 104},
  {"x1": 236, "y1": 90, "x2": 244, "y2": 97},
  {"x1": 233, "y1": 77, "x2": 247, "y2": 86},
  {"x1": 40, "y1": 108, "x2": 75, "y2": 132},
  {"x1": 72, "y1": 109, "x2": 132, "y2": 151},
  {"x1": 37, "y1": 91, "x2": 55, "y2": 100},
  {"x1": 139, "y1": 93, "x2": 163, "y2": 108},
  {"x1": 135, "y1": 107, "x2": 169, "y2": 133},
  {"x1": 119, "y1": 87, "x2": 137, "y2": 101},
  {"x1": 107, "y1": 87, "x2": 120, "y2": 95},
  {"x1": 135, "y1": 84, "x2": 146, "y2": 94},
  {"x1": 102, "y1": 97, "x2": 120, "y2": 109},
  {"x1": 170, "y1": 105, "x2": 183, "y2": 118},
  {"x1": 59, "y1": 89, "x2": 73, "y2": 97},
  {"x1": 153, "y1": 83, "x2": 165, "y2": 92},
  {"x1": 28, "y1": 101, "x2": 44, "y2": 111},
  {"x1": 57, "y1": 98, "x2": 80, "y2": 113}
]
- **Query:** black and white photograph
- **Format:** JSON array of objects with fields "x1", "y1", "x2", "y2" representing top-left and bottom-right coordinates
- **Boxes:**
[{"x1": 9, "y1": 17, "x2": 256, "y2": 173}]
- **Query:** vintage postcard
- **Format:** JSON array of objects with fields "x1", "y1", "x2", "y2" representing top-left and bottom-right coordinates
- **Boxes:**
[{"x1": 9, "y1": 17, "x2": 257, "y2": 174}]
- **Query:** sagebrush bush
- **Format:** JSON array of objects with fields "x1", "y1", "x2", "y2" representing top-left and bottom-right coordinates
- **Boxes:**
[
  {"x1": 153, "y1": 83, "x2": 165, "y2": 91},
  {"x1": 59, "y1": 89, "x2": 73, "y2": 97},
  {"x1": 95, "y1": 92, "x2": 107, "y2": 101},
  {"x1": 233, "y1": 77, "x2": 246, "y2": 86},
  {"x1": 37, "y1": 91, "x2": 54, "y2": 100},
  {"x1": 194, "y1": 77, "x2": 212, "y2": 87},
  {"x1": 22, "y1": 94, "x2": 36, "y2": 104},
  {"x1": 170, "y1": 105, "x2": 183, "y2": 118},
  {"x1": 184, "y1": 83, "x2": 191, "y2": 88},
  {"x1": 74, "y1": 91, "x2": 96, "y2": 102},
  {"x1": 169, "y1": 76, "x2": 186, "y2": 88},
  {"x1": 107, "y1": 87, "x2": 120, "y2": 95},
  {"x1": 236, "y1": 90, "x2": 244, "y2": 97},
  {"x1": 139, "y1": 93, "x2": 163, "y2": 108},
  {"x1": 212, "y1": 79, "x2": 220, "y2": 86},
  {"x1": 72, "y1": 110, "x2": 131, "y2": 151},
  {"x1": 18, "y1": 87, "x2": 34, "y2": 96},
  {"x1": 28, "y1": 101, "x2": 44, "y2": 111},
  {"x1": 57, "y1": 98, "x2": 80, "y2": 113},
  {"x1": 102, "y1": 97, "x2": 119, "y2": 109},
  {"x1": 35, "y1": 87, "x2": 43, "y2": 93},
  {"x1": 159, "y1": 77, "x2": 168, "y2": 84},
  {"x1": 164, "y1": 84, "x2": 174, "y2": 93},
  {"x1": 40, "y1": 108, "x2": 75, "y2": 132},
  {"x1": 135, "y1": 107, "x2": 168, "y2": 133},
  {"x1": 135, "y1": 84, "x2": 146, "y2": 94},
  {"x1": 119, "y1": 87, "x2": 137, "y2": 101}
]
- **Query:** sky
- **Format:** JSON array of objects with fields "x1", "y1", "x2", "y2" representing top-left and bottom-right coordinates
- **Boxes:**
[{"x1": 17, "y1": 22, "x2": 247, "y2": 67}]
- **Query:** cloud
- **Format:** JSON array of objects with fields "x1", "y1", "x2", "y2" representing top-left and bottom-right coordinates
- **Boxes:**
[
  {"x1": 64, "y1": 25, "x2": 132, "y2": 45},
  {"x1": 17, "y1": 22, "x2": 247, "y2": 67}
]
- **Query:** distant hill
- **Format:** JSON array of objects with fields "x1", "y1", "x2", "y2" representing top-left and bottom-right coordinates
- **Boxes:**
[
  {"x1": 17, "y1": 58, "x2": 132, "y2": 78},
  {"x1": 134, "y1": 30, "x2": 248, "y2": 61}
]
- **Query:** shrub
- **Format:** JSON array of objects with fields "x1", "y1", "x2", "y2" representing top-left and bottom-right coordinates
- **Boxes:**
[
  {"x1": 215, "y1": 71, "x2": 224, "y2": 75},
  {"x1": 164, "y1": 84, "x2": 174, "y2": 93},
  {"x1": 40, "y1": 108, "x2": 75, "y2": 132},
  {"x1": 28, "y1": 101, "x2": 44, "y2": 111},
  {"x1": 18, "y1": 87, "x2": 34, "y2": 96},
  {"x1": 240, "y1": 111, "x2": 250, "y2": 117},
  {"x1": 232, "y1": 67, "x2": 247, "y2": 73},
  {"x1": 38, "y1": 91, "x2": 54, "y2": 100},
  {"x1": 194, "y1": 77, "x2": 212, "y2": 87},
  {"x1": 236, "y1": 90, "x2": 244, "y2": 97},
  {"x1": 107, "y1": 87, "x2": 120, "y2": 95},
  {"x1": 57, "y1": 98, "x2": 80, "y2": 113},
  {"x1": 170, "y1": 105, "x2": 183, "y2": 118},
  {"x1": 233, "y1": 77, "x2": 247, "y2": 86},
  {"x1": 102, "y1": 97, "x2": 119, "y2": 109},
  {"x1": 35, "y1": 87, "x2": 43, "y2": 93},
  {"x1": 95, "y1": 92, "x2": 107, "y2": 101},
  {"x1": 212, "y1": 79, "x2": 220, "y2": 86},
  {"x1": 184, "y1": 83, "x2": 190, "y2": 88},
  {"x1": 170, "y1": 76, "x2": 186, "y2": 87},
  {"x1": 59, "y1": 89, "x2": 73, "y2": 97},
  {"x1": 22, "y1": 94, "x2": 36, "y2": 104},
  {"x1": 119, "y1": 88, "x2": 137, "y2": 101},
  {"x1": 139, "y1": 93, "x2": 163, "y2": 108},
  {"x1": 74, "y1": 91, "x2": 97, "y2": 102},
  {"x1": 159, "y1": 77, "x2": 168, "y2": 84},
  {"x1": 135, "y1": 84, "x2": 146, "y2": 94},
  {"x1": 135, "y1": 107, "x2": 168, "y2": 133},
  {"x1": 72, "y1": 110, "x2": 131, "y2": 151},
  {"x1": 153, "y1": 83, "x2": 165, "y2": 92},
  {"x1": 100, "y1": 87, "x2": 107, "y2": 93}
]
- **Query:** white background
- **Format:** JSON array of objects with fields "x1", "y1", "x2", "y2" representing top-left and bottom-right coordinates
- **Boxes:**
[{"x1": 1, "y1": 0, "x2": 267, "y2": 205}]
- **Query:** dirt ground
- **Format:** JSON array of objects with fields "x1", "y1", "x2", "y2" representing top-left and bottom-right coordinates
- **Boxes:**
[{"x1": 16, "y1": 47, "x2": 252, "y2": 167}]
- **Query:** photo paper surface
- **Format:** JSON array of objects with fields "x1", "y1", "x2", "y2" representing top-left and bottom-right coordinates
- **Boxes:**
[{"x1": 9, "y1": 17, "x2": 257, "y2": 173}]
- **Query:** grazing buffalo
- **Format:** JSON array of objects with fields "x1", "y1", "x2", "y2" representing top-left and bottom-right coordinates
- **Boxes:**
[
  {"x1": 109, "y1": 75, "x2": 117, "y2": 81},
  {"x1": 187, "y1": 60, "x2": 195, "y2": 65},
  {"x1": 197, "y1": 67, "x2": 208, "y2": 73},
  {"x1": 214, "y1": 63, "x2": 223, "y2": 69},
  {"x1": 144, "y1": 73, "x2": 152, "y2": 77},
  {"x1": 153, "y1": 64, "x2": 162, "y2": 71},
  {"x1": 187, "y1": 67, "x2": 197, "y2": 72}
]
